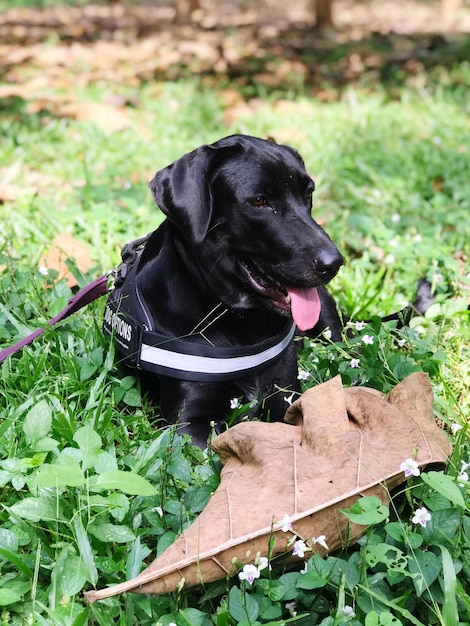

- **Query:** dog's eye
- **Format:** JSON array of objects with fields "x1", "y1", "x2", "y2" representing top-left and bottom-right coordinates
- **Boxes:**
[{"x1": 251, "y1": 195, "x2": 269, "y2": 207}]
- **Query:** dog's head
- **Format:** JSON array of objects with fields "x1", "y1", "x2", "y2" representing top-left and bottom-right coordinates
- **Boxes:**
[{"x1": 149, "y1": 135, "x2": 343, "y2": 331}]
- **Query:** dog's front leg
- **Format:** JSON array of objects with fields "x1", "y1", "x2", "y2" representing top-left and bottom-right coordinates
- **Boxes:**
[{"x1": 158, "y1": 377, "x2": 236, "y2": 449}]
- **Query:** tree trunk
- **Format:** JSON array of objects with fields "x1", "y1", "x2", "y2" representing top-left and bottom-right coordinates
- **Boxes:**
[
  {"x1": 315, "y1": 0, "x2": 334, "y2": 30},
  {"x1": 174, "y1": 0, "x2": 200, "y2": 23}
]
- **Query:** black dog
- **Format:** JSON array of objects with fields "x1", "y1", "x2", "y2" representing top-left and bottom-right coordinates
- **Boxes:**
[{"x1": 105, "y1": 135, "x2": 346, "y2": 446}]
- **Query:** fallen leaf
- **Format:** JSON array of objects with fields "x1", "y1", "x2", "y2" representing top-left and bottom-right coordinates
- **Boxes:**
[
  {"x1": 268, "y1": 128, "x2": 308, "y2": 146},
  {"x1": 0, "y1": 164, "x2": 71, "y2": 202},
  {"x1": 217, "y1": 88, "x2": 245, "y2": 108},
  {"x1": 0, "y1": 182, "x2": 35, "y2": 203},
  {"x1": 222, "y1": 101, "x2": 253, "y2": 126},
  {"x1": 273, "y1": 100, "x2": 313, "y2": 115},
  {"x1": 58, "y1": 102, "x2": 133, "y2": 133},
  {"x1": 40, "y1": 233, "x2": 94, "y2": 287}
]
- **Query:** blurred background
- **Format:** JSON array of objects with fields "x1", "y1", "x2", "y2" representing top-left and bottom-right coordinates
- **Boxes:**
[{"x1": 1, "y1": 0, "x2": 469, "y2": 98}]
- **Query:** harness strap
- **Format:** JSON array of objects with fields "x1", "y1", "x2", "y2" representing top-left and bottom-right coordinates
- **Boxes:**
[
  {"x1": 0, "y1": 274, "x2": 110, "y2": 364},
  {"x1": 139, "y1": 321, "x2": 296, "y2": 382},
  {"x1": 103, "y1": 296, "x2": 296, "y2": 382}
]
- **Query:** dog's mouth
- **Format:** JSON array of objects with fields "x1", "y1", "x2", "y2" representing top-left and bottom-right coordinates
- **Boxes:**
[{"x1": 240, "y1": 260, "x2": 321, "y2": 331}]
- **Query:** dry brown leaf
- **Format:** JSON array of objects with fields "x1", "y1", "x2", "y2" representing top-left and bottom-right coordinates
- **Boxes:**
[
  {"x1": 0, "y1": 163, "x2": 71, "y2": 201},
  {"x1": 273, "y1": 100, "x2": 313, "y2": 115},
  {"x1": 222, "y1": 98, "x2": 266, "y2": 126},
  {"x1": 222, "y1": 101, "x2": 253, "y2": 126},
  {"x1": 269, "y1": 128, "x2": 308, "y2": 146},
  {"x1": 40, "y1": 233, "x2": 94, "y2": 287},
  {"x1": 0, "y1": 163, "x2": 37, "y2": 202},
  {"x1": 0, "y1": 182, "x2": 35, "y2": 203},
  {"x1": 0, "y1": 84, "x2": 28, "y2": 99},
  {"x1": 217, "y1": 88, "x2": 245, "y2": 108},
  {"x1": 58, "y1": 102, "x2": 132, "y2": 133},
  {"x1": 86, "y1": 373, "x2": 451, "y2": 602}
]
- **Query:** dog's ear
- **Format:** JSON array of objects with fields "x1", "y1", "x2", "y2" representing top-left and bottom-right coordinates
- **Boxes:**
[{"x1": 149, "y1": 144, "x2": 222, "y2": 246}]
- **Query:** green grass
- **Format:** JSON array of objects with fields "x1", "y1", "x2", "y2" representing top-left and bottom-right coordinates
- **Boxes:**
[
  {"x1": 0, "y1": 68, "x2": 469, "y2": 625},
  {"x1": 0, "y1": 0, "x2": 95, "y2": 8}
]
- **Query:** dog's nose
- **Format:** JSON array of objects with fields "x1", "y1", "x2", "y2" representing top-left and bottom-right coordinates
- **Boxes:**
[{"x1": 314, "y1": 248, "x2": 344, "y2": 282}]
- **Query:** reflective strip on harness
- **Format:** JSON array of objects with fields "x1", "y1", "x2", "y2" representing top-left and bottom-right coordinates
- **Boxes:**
[
  {"x1": 139, "y1": 322, "x2": 296, "y2": 381},
  {"x1": 103, "y1": 292, "x2": 296, "y2": 382}
]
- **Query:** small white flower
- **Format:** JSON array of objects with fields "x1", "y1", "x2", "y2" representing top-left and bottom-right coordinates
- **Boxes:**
[
  {"x1": 297, "y1": 370, "x2": 309, "y2": 380},
  {"x1": 355, "y1": 321, "x2": 366, "y2": 331},
  {"x1": 397, "y1": 338, "x2": 407, "y2": 348},
  {"x1": 284, "y1": 393, "x2": 295, "y2": 406},
  {"x1": 391, "y1": 213, "x2": 401, "y2": 224},
  {"x1": 313, "y1": 534, "x2": 328, "y2": 550},
  {"x1": 292, "y1": 540, "x2": 308, "y2": 559},
  {"x1": 169, "y1": 623, "x2": 177, "y2": 626},
  {"x1": 400, "y1": 458, "x2": 420, "y2": 478},
  {"x1": 415, "y1": 325, "x2": 425, "y2": 335},
  {"x1": 413, "y1": 233, "x2": 422, "y2": 243},
  {"x1": 362, "y1": 334, "x2": 374, "y2": 345},
  {"x1": 457, "y1": 461, "x2": 470, "y2": 487},
  {"x1": 323, "y1": 328, "x2": 332, "y2": 340},
  {"x1": 238, "y1": 563, "x2": 260, "y2": 585},
  {"x1": 384, "y1": 254, "x2": 395, "y2": 265},
  {"x1": 389, "y1": 238, "x2": 399, "y2": 247},
  {"x1": 38, "y1": 266, "x2": 49, "y2": 276},
  {"x1": 343, "y1": 605, "x2": 356, "y2": 618},
  {"x1": 230, "y1": 398, "x2": 240, "y2": 410},
  {"x1": 451, "y1": 423, "x2": 463, "y2": 434},
  {"x1": 285, "y1": 600, "x2": 297, "y2": 616},
  {"x1": 278, "y1": 513, "x2": 293, "y2": 533},
  {"x1": 412, "y1": 507, "x2": 432, "y2": 528},
  {"x1": 257, "y1": 556, "x2": 270, "y2": 571},
  {"x1": 350, "y1": 358, "x2": 360, "y2": 369}
]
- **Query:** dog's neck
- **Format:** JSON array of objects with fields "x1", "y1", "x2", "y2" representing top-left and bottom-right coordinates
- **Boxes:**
[{"x1": 136, "y1": 224, "x2": 289, "y2": 348}]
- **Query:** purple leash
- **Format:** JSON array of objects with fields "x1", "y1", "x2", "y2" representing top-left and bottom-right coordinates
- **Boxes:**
[{"x1": 0, "y1": 274, "x2": 111, "y2": 364}]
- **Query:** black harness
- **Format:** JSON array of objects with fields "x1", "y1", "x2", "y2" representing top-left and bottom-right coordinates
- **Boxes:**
[{"x1": 103, "y1": 234, "x2": 296, "y2": 383}]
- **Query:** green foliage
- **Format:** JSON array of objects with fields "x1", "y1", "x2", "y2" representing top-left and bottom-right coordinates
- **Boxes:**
[
  {"x1": 0, "y1": 53, "x2": 469, "y2": 625},
  {"x1": 341, "y1": 497, "x2": 390, "y2": 526}
]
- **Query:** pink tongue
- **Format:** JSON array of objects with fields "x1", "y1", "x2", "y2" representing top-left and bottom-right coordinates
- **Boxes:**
[{"x1": 286, "y1": 286, "x2": 321, "y2": 331}]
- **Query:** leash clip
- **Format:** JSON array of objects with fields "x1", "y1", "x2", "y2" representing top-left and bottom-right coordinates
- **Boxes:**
[{"x1": 112, "y1": 231, "x2": 152, "y2": 289}]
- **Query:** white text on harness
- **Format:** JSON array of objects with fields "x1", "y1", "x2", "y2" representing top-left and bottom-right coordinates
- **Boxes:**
[{"x1": 104, "y1": 305, "x2": 132, "y2": 342}]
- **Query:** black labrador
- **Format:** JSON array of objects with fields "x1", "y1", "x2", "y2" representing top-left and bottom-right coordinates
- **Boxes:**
[{"x1": 105, "y1": 135, "x2": 384, "y2": 446}]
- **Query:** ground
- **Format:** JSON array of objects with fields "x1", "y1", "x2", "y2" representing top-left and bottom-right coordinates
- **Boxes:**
[{"x1": 0, "y1": 0, "x2": 469, "y2": 101}]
